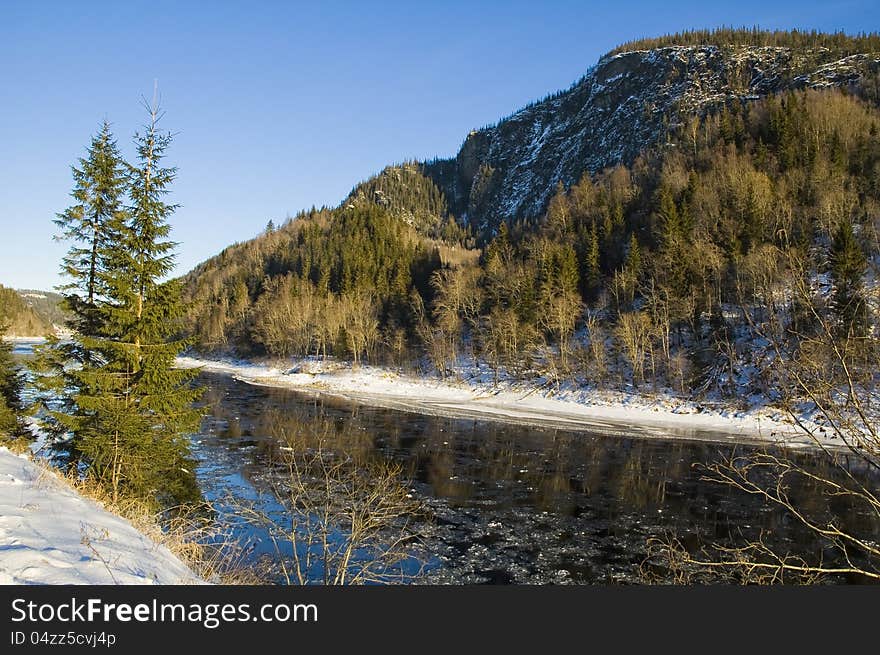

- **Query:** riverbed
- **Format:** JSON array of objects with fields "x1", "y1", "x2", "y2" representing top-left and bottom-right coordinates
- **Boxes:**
[
  {"x1": 14, "y1": 341, "x2": 877, "y2": 584},
  {"x1": 190, "y1": 371, "x2": 876, "y2": 583}
]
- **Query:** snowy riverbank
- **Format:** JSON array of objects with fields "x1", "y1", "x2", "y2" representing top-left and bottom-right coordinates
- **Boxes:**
[
  {"x1": 0, "y1": 447, "x2": 203, "y2": 585},
  {"x1": 2, "y1": 335, "x2": 62, "y2": 343},
  {"x1": 176, "y1": 355, "x2": 838, "y2": 450}
]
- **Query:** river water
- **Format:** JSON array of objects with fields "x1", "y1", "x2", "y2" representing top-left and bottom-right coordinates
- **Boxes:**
[
  {"x1": 13, "y1": 341, "x2": 878, "y2": 584},
  {"x1": 190, "y1": 371, "x2": 878, "y2": 584}
]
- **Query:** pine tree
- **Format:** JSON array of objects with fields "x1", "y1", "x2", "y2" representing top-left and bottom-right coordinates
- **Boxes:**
[
  {"x1": 54, "y1": 121, "x2": 128, "y2": 337},
  {"x1": 829, "y1": 220, "x2": 868, "y2": 338},
  {"x1": 32, "y1": 102, "x2": 202, "y2": 509},
  {"x1": 94, "y1": 98, "x2": 201, "y2": 507},
  {"x1": 31, "y1": 122, "x2": 128, "y2": 455},
  {"x1": 656, "y1": 184, "x2": 696, "y2": 310},
  {"x1": 556, "y1": 243, "x2": 580, "y2": 297},
  {"x1": 625, "y1": 232, "x2": 642, "y2": 283},
  {"x1": 0, "y1": 319, "x2": 24, "y2": 436},
  {"x1": 585, "y1": 223, "x2": 602, "y2": 301},
  {"x1": 658, "y1": 186, "x2": 680, "y2": 241}
]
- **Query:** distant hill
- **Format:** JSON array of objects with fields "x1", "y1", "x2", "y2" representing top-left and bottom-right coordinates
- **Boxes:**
[
  {"x1": 179, "y1": 27, "x2": 880, "y2": 399},
  {"x1": 15, "y1": 289, "x2": 67, "y2": 328},
  {"x1": 418, "y1": 33, "x2": 880, "y2": 239},
  {"x1": 0, "y1": 285, "x2": 61, "y2": 337}
]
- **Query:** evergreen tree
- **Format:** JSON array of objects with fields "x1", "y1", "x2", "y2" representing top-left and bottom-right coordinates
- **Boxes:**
[
  {"x1": 54, "y1": 121, "x2": 128, "y2": 337},
  {"x1": 556, "y1": 242, "x2": 580, "y2": 298},
  {"x1": 585, "y1": 223, "x2": 602, "y2": 301},
  {"x1": 32, "y1": 102, "x2": 201, "y2": 509},
  {"x1": 625, "y1": 232, "x2": 642, "y2": 283},
  {"x1": 0, "y1": 319, "x2": 24, "y2": 436},
  {"x1": 829, "y1": 220, "x2": 868, "y2": 338},
  {"x1": 31, "y1": 122, "x2": 128, "y2": 454},
  {"x1": 96, "y1": 98, "x2": 201, "y2": 506},
  {"x1": 656, "y1": 186, "x2": 689, "y2": 302},
  {"x1": 657, "y1": 186, "x2": 680, "y2": 241}
]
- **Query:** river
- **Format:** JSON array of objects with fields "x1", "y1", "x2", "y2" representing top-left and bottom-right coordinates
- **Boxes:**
[
  {"x1": 13, "y1": 341, "x2": 878, "y2": 584},
  {"x1": 190, "y1": 371, "x2": 877, "y2": 584}
]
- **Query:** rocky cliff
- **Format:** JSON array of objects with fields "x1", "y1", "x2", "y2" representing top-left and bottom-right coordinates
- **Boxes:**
[{"x1": 409, "y1": 45, "x2": 879, "y2": 238}]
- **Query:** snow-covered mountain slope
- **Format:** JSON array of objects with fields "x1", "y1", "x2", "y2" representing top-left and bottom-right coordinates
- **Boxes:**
[
  {"x1": 421, "y1": 45, "x2": 880, "y2": 237},
  {"x1": 0, "y1": 448, "x2": 203, "y2": 585}
]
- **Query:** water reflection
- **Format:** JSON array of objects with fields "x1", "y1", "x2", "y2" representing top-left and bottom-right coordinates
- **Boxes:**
[
  {"x1": 191, "y1": 372, "x2": 880, "y2": 584},
  {"x1": 14, "y1": 339, "x2": 876, "y2": 584}
]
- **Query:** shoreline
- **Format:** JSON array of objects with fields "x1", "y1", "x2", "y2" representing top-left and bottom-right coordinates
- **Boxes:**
[
  {"x1": 0, "y1": 446, "x2": 203, "y2": 585},
  {"x1": 2, "y1": 335, "x2": 52, "y2": 342},
  {"x1": 176, "y1": 354, "x2": 839, "y2": 451}
]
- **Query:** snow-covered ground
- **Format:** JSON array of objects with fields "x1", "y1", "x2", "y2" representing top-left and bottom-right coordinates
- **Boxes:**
[
  {"x1": 0, "y1": 447, "x2": 202, "y2": 585},
  {"x1": 177, "y1": 354, "x2": 840, "y2": 450}
]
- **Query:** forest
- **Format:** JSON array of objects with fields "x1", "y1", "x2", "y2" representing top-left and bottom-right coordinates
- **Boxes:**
[
  {"x1": 182, "y1": 84, "x2": 880, "y2": 408},
  {"x1": 608, "y1": 26, "x2": 880, "y2": 57},
  {"x1": 0, "y1": 285, "x2": 56, "y2": 337}
]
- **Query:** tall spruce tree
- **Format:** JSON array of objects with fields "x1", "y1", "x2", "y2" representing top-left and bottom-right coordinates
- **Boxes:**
[
  {"x1": 585, "y1": 223, "x2": 601, "y2": 301},
  {"x1": 54, "y1": 121, "x2": 128, "y2": 337},
  {"x1": 829, "y1": 220, "x2": 868, "y2": 338},
  {"x1": 104, "y1": 97, "x2": 202, "y2": 507},
  {"x1": 31, "y1": 122, "x2": 129, "y2": 454},
  {"x1": 32, "y1": 104, "x2": 201, "y2": 509},
  {"x1": 0, "y1": 319, "x2": 24, "y2": 436}
]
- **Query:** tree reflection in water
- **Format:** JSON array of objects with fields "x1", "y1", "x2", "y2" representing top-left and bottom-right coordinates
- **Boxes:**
[{"x1": 192, "y1": 373, "x2": 879, "y2": 584}]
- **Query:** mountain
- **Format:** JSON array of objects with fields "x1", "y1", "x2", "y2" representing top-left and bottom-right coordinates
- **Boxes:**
[
  {"x1": 401, "y1": 44, "x2": 877, "y2": 239},
  {"x1": 0, "y1": 286, "x2": 57, "y2": 337},
  {"x1": 181, "y1": 29, "x2": 880, "y2": 383},
  {"x1": 331, "y1": 32, "x2": 878, "y2": 244},
  {"x1": 15, "y1": 290, "x2": 66, "y2": 329}
]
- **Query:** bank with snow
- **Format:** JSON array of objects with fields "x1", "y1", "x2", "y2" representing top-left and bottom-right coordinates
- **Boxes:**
[
  {"x1": 0, "y1": 447, "x2": 202, "y2": 585},
  {"x1": 177, "y1": 355, "x2": 837, "y2": 450}
]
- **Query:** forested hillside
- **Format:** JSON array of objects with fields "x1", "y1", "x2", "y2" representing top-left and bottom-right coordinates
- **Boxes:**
[
  {"x1": 609, "y1": 27, "x2": 880, "y2": 56},
  {"x1": 181, "y1": 29, "x2": 880, "y2": 405},
  {"x1": 343, "y1": 163, "x2": 473, "y2": 246},
  {"x1": 0, "y1": 285, "x2": 55, "y2": 337},
  {"x1": 183, "y1": 205, "x2": 476, "y2": 362},
  {"x1": 16, "y1": 290, "x2": 66, "y2": 328},
  {"x1": 420, "y1": 29, "x2": 880, "y2": 239}
]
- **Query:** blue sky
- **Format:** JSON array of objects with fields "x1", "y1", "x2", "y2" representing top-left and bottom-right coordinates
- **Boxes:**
[{"x1": 2, "y1": 1, "x2": 878, "y2": 290}]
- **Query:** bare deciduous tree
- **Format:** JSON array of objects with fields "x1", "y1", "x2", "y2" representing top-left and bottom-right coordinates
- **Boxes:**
[
  {"x1": 616, "y1": 311, "x2": 653, "y2": 385},
  {"x1": 645, "y1": 248, "x2": 880, "y2": 583},
  {"x1": 236, "y1": 420, "x2": 425, "y2": 585}
]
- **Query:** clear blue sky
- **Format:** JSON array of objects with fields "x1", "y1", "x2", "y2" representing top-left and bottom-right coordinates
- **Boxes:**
[{"x1": 2, "y1": 1, "x2": 878, "y2": 290}]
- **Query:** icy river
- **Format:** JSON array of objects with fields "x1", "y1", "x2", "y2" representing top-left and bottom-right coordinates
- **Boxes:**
[
  {"x1": 189, "y1": 371, "x2": 878, "y2": 584},
  {"x1": 13, "y1": 341, "x2": 877, "y2": 584}
]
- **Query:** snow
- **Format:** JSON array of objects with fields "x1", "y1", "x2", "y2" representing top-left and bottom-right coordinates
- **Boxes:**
[
  {"x1": 176, "y1": 354, "x2": 838, "y2": 450},
  {"x1": 0, "y1": 447, "x2": 203, "y2": 585}
]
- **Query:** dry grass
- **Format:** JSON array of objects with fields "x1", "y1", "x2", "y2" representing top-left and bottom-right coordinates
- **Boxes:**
[
  {"x1": 0, "y1": 434, "x2": 33, "y2": 455},
  {"x1": 22, "y1": 453, "x2": 259, "y2": 584}
]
